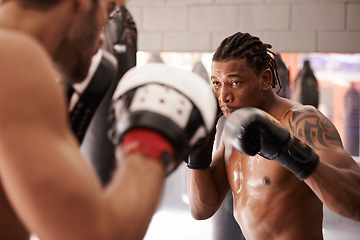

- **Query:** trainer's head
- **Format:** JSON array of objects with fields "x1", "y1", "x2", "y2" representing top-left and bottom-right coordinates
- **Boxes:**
[
  {"x1": 1, "y1": 0, "x2": 109, "y2": 84},
  {"x1": 19, "y1": 0, "x2": 108, "y2": 84},
  {"x1": 52, "y1": 0, "x2": 111, "y2": 84},
  {"x1": 211, "y1": 32, "x2": 280, "y2": 116},
  {"x1": 15, "y1": 0, "x2": 62, "y2": 10}
]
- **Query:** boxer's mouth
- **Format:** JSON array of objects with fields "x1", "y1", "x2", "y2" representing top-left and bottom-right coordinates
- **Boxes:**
[{"x1": 221, "y1": 106, "x2": 237, "y2": 117}]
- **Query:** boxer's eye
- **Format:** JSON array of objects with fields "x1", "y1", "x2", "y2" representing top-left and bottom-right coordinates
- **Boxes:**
[
  {"x1": 212, "y1": 82, "x2": 220, "y2": 88},
  {"x1": 231, "y1": 81, "x2": 240, "y2": 86}
]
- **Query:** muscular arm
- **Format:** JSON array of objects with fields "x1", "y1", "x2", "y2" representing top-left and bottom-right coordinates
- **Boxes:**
[
  {"x1": 0, "y1": 32, "x2": 164, "y2": 240},
  {"x1": 187, "y1": 133, "x2": 230, "y2": 220},
  {"x1": 283, "y1": 105, "x2": 360, "y2": 221}
]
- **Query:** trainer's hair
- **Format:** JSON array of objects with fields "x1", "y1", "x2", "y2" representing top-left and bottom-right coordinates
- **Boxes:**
[
  {"x1": 18, "y1": 0, "x2": 98, "y2": 11},
  {"x1": 213, "y1": 32, "x2": 281, "y2": 91}
]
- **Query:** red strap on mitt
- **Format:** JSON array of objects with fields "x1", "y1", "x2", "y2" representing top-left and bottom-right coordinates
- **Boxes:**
[{"x1": 123, "y1": 129, "x2": 174, "y2": 163}]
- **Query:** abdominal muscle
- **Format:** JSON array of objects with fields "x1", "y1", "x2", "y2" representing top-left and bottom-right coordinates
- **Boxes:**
[{"x1": 226, "y1": 148, "x2": 324, "y2": 240}]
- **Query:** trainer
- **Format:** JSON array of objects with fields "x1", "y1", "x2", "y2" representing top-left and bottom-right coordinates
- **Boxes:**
[{"x1": 0, "y1": 1, "x2": 217, "y2": 239}]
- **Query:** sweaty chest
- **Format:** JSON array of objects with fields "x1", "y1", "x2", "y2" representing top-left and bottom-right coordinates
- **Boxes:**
[
  {"x1": 223, "y1": 146, "x2": 320, "y2": 239},
  {"x1": 225, "y1": 147, "x2": 293, "y2": 196}
]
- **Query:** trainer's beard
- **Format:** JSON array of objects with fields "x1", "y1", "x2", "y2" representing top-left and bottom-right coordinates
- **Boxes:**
[
  {"x1": 72, "y1": 57, "x2": 93, "y2": 84},
  {"x1": 54, "y1": 62, "x2": 85, "y2": 85}
]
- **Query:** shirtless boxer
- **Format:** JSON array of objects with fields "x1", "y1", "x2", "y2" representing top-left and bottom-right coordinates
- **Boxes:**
[
  {"x1": 187, "y1": 32, "x2": 360, "y2": 240},
  {"x1": 0, "y1": 1, "x2": 217, "y2": 239}
]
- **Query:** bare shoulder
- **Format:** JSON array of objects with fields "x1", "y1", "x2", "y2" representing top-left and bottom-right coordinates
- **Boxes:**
[
  {"x1": 0, "y1": 29, "x2": 57, "y2": 77},
  {"x1": 0, "y1": 30, "x2": 62, "y2": 96},
  {"x1": 282, "y1": 105, "x2": 343, "y2": 151},
  {"x1": 0, "y1": 29, "x2": 68, "y2": 138},
  {"x1": 0, "y1": 29, "x2": 50, "y2": 59},
  {"x1": 0, "y1": 30, "x2": 60, "y2": 86}
]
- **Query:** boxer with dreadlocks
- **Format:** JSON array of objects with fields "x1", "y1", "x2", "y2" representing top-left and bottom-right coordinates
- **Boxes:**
[{"x1": 186, "y1": 32, "x2": 360, "y2": 240}]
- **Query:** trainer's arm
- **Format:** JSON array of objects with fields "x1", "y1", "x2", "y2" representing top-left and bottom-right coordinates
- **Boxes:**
[
  {"x1": 284, "y1": 106, "x2": 360, "y2": 221},
  {"x1": 0, "y1": 33, "x2": 164, "y2": 240},
  {"x1": 187, "y1": 134, "x2": 230, "y2": 220}
]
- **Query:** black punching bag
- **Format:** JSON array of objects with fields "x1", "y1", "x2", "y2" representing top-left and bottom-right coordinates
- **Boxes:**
[
  {"x1": 192, "y1": 60, "x2": 210, "y2": 83},
  {"x1": 148, "y1": 52, "x2": 164, "y2": 63},
  {"x1": 102, "y1": 6, "x2": 137, "y2": 82},
  {"x1": 344, "y1": 83, "x2": 360, "y2": 156},
  {"x1": 66, "y1": 50, "x2": 117, "y2": 144},
  {"x1": 293, "y1": 60, "x2": 319, "y2": 108},
  {"x1": 80, "y1": 6, "x2": 137, "y2": 186},
  {"x1": 275, "y1": 54, "x2": 290, "y2": 99}
]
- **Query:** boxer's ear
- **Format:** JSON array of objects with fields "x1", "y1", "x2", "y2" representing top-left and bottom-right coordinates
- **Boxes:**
[{"x1": 261, "y1": 68, "x2": 272, "y2": 91}]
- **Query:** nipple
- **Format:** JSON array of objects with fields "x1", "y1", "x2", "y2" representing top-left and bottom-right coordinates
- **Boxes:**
[{"x1": 263, "y1": 176, "x2": 270, "y2": 185}]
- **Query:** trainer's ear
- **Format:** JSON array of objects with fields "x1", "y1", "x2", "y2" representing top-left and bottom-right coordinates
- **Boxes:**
[
  {"x1": 72, "y1": 0, "x2": 92, "y2": 14},
  {"x1": 261, "y1": 68, "x2": 272, "y2": 91},
  {"x1": 114, "y1": 0, "x2": 127, "y2": 7}
]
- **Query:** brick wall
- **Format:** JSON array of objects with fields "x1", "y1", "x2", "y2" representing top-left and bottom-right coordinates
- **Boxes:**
[{"x1": 126, "y1": 0, "x2": 360, "y2": 53}]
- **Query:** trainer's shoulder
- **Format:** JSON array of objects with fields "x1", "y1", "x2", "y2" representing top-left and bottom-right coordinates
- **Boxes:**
[
  {"x1": 0, "y1": 29, "x2": 56, "y2": 80},
  {"x1": 0, "y1": 29, "x2": 43, "y2": 52},
  {"x1": 0, "y1": 29, "x2": 53, "y2": 70},
  {"x1": 0, "y1": 29, "x2": 61, "y2": 109}
]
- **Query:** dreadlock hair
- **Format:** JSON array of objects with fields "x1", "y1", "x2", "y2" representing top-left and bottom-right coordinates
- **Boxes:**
[{"x1": 213, "y1": 32, "x2": 281, "y2": 93}]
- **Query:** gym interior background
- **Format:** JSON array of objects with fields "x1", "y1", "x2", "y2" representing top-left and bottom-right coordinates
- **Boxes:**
[
  {"x1": 17, "y1": 0, "x2": 358, "y2": 239},
  {"x1": 123, "y1": 0, "x2": 360, "y2": 239}
]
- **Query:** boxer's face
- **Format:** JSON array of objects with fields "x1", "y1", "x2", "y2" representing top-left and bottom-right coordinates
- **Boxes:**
[
  {"x1": 55, "y1": 0, "x2": 109, "y2": 83},
  {"x1": 211, "y1": 59, "x2": 267, "y2": 117}
]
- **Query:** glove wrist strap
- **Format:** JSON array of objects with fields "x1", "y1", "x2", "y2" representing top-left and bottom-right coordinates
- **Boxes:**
[{"x1": 123, "y1": 129, "x2": 174, "y2": 165}]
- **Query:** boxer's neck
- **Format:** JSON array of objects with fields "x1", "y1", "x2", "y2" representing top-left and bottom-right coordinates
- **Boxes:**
[{"x1": 258, "y1": 89, "x2": 277, "y2": 114}]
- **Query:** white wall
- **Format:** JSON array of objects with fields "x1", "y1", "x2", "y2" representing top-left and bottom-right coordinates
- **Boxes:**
[{"x1": 127, "y1": 0, "x2": 360, "y2": 53}]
